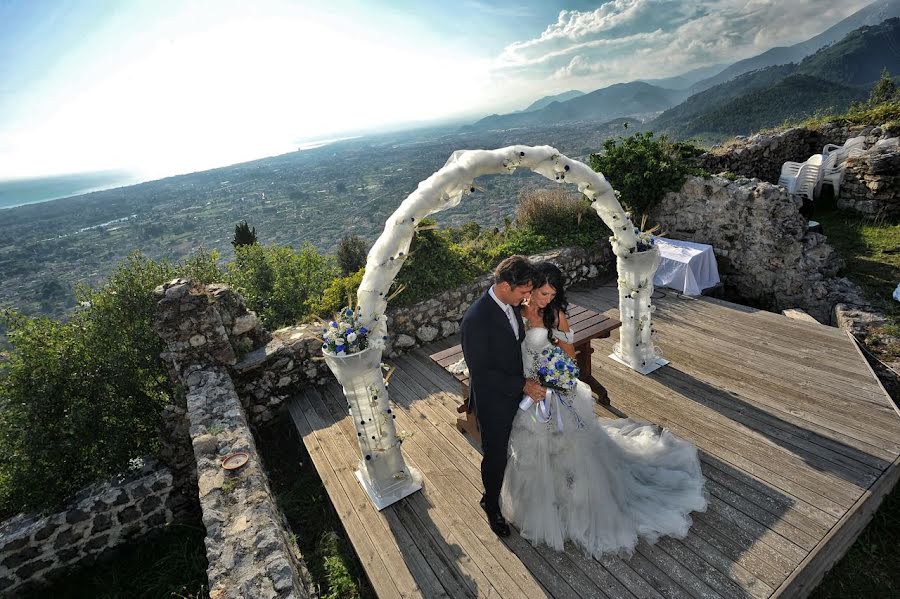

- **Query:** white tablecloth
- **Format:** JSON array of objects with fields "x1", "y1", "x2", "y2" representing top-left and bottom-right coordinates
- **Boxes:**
[{"x1": 653, "y1": 238, "x2": 721, "y2": 296}]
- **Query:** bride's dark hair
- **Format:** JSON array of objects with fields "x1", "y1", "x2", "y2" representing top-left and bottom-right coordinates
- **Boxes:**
[{"x1": 532, "y1": 262, "x2": 569, "y2": 337}]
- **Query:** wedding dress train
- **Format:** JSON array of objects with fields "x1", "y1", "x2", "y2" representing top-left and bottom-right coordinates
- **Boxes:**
[{"x1": 500, "y1": 326, "x2": 707, "y2": 557}]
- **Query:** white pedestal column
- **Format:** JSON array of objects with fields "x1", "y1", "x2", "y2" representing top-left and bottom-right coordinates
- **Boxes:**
[
  {"x1": 611, "y1": 245, "x2": 669, "y2": 374},
  {"x1": 323, "y1": 347, "x2": 422, "y2": 510}
]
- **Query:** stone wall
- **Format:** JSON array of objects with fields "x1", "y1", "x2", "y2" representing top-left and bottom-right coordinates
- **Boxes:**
[
  {"x1": 838, "y1": 139, "x2": 900, "y2": 218},
  {"x1": 699, "y1": 123, "x2": 898, "y2": 184},
  {"x1": 154, "y1": 280, "x2": 311, "y2": 599},
  {"x1": 651, "y1": 175, "x2": 868, "y2": 323},
  {"x1": 387, "y1": 244, "x2": 614, "y2": 354},
  {"x1": 0, "y1": 459, "x2": 183, "y2": 595},
  {"x1": 698, "y1": 123, "x2": 900, "y2": 218}
]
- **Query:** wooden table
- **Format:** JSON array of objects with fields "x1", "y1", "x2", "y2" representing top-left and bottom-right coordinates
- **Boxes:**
[{"x1": 429, "y1": 304, "x2": 621, "y2": 444}]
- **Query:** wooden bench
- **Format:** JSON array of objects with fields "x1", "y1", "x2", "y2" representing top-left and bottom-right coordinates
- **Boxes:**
[{"x1": 429, "y1": 304, "x2": 621, "y2": 444}]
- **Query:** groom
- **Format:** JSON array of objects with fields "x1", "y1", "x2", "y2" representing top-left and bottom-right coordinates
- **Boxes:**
[{"x1": 461, "y1": 255, "x2": 546, "y2": 537}]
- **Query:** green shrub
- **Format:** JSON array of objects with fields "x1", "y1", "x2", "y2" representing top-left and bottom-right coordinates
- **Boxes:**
[
  {"x1": 315, "y1": 268, "x2": 365, "y2": 318},
  {"x1": 590, "y1": 132, "x2": 706, "y2": 217},
  {"x1": 392, "y1": 219, "x2": 481, "y2": 307},
  {"x1": 226, "y1": 243, "x2": 339, "y2": 329}
]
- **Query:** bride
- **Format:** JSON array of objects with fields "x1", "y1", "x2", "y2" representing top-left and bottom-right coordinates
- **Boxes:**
[{"x1": 500, "y1": 261, "x2": 707, "y2": 557}]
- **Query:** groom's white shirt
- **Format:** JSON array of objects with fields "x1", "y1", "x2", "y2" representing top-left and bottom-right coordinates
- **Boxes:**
[{"x1": 488, "y1": 286, "x2": 519, "y2": 337}]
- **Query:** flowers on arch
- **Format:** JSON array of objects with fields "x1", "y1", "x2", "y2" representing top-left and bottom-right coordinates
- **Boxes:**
[{"x1": 322, "y1": 306, "x2": 371, "y2": 356}]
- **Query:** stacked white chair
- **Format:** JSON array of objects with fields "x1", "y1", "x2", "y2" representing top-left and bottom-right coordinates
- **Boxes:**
[
  {"x1": 778, "y1": 153, "x2": 822, "y2": 201},
  {"x1": 818, "y1": 136, "x2": 866, "y2": 198}
]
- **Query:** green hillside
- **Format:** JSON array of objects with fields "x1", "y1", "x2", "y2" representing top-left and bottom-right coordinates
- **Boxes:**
[
  {"x1": 651, "y1": 17, "x2": 900, "y2": 137},
  {"x1": 680, "y1": 74, "x2": 866, "y2": 136}
]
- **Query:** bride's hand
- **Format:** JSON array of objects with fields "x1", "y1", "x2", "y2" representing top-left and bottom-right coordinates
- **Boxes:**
[{"x1": 524, "y1": 378, "x2": 546, "y2": 399}]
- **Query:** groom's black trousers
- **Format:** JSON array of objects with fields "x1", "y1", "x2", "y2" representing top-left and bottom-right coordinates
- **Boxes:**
[{"x1": 475, "y1": 397, "x2": 518, "y2": 513}]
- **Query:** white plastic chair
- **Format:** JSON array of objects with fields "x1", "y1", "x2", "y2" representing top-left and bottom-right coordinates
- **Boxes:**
[
  {"x1": 791, "y1": 155, "x2": 822, "y2": 201},
  {"x1": 779, "y1": 154, "x2": 822, "y2": 200},
  {"x1": 819, "y1": 136, "x2": 866, "y2": 198}
]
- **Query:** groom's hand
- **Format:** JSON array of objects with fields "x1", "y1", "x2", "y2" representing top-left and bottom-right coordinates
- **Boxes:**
[{"x1": 524, "y1": 378, "x2": 547, "y2": 399}]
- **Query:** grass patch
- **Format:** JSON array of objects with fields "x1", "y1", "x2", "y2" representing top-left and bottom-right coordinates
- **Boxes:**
[
  {"x1": 256, "y1": 410, "x2": 374, "y2": 599},
  {"x1": 814, "y1": 193, "x2": 900, "y2": 337},
  {"x1": 24, "y1": 522, "x2": 209, "y2": 598},
  {"x1": 798, "y1": 99, "x2": 900, "y2": 131}
]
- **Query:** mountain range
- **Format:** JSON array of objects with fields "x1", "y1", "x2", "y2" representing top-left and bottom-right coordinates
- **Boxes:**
[
  {"x1": 651, "y1": 17, "x2": 900, "y2": 137},
  {"x1": 466, "y1": 0, "x2": 900, "y2": 137}
]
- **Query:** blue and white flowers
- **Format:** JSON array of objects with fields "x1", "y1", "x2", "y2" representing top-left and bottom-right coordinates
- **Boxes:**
[
  {"x1": 322, "y1": 306, "x2": 370, "y2": 356},
  {"x1": 532, "y1": 346, "x2": 579, "y2": 392}
]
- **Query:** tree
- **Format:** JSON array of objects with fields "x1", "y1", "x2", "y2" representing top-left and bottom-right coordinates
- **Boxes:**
[
  {"x1": 232, "y1": 221, "x2": 258, "y2": 248},
  {"x1": 589, "y1": 132, "x2": 705, "y2": 217},
  {"x1": 336, "y1": 234, "x2": 368, "y2": 276},
  {"x1": 869, "y1": 68, "x2": 898, "y2": 105}
]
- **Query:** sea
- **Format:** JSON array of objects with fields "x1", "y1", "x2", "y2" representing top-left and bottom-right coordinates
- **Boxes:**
[
  {"x1": 0, "y1": 171, "x2": 143, "y2": 210},
  {"x1": 0, "y1": 136, "x2": 360, "y2": 211}
]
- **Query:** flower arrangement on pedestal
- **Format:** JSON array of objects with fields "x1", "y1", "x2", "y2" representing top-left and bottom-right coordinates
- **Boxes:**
[{"x1": 321, "y1": 306, "x2": 421, "y2": 510}]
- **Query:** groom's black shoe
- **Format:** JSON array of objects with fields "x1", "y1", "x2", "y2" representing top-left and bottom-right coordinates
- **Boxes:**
[{"x1": 480, "y1": 497, "x2": 510, "y2": 537}]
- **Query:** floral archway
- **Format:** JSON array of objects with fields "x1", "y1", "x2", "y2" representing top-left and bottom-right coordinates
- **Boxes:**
[{"x1": 324, "y1": 145, "x2": 666, "y2": 509}]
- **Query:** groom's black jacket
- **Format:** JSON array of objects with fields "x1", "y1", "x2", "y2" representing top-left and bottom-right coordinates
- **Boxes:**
[{"x1": 460, "y1": 290, "x2": 526, "y2": 418}]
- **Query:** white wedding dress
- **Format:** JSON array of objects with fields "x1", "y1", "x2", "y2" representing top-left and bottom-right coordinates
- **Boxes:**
[{"x1": 500, "y1": 325, "x2": 707, "y2": 557}]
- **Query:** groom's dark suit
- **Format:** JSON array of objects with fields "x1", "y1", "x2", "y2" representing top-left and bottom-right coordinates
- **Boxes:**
[{"x1": 461, "y1": 289, "x2": 526, "y2": 516}]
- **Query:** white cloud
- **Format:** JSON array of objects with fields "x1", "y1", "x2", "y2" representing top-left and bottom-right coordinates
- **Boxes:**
[{"x1": 493, "y1": 0, "x2": 873, "y2": 88}]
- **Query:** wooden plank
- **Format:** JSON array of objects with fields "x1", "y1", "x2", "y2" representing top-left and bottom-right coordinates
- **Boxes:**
[
  {"x1": 704, "y1": 477, "x2": 819, "y2": 551},
  {"x1": 656, "y1": 309, "x2": 893, "y2": 404},
  {"x1": 604, "y1": 378, "x2": 861, "y2": 513},
  {"x1": 386, "y1": 364, "x2": 604, "y2": 598},
  {"x1": 300, "y1": 388, "x2": 435, "y2": 598},
  {"x1": 774, "y1": 454, "x2": 900, "y2": 598},
  {"x1": 288, "y1": 393, "x2": 404, "y2": 599},
  {"x1": 661, "y1": 534, "x2": 773, "y2": 599},
  {"x1": 624, "y1": 550, "x2": 695, "y2": 599},
  {"x1": 686, "y1": 518, "x2": 786, "y2": 589},
  {"x1": 605, "y1": 387, "x2": 850, "y2": 521},
  {"x1": 633, "y1": 540, "x2": 723, "y2": 599},
  {"x1": 359, "y1": 377, "x2": 556, "y2": 598},
  {"x1": 406, "y1": 349, "x2": 797, "y2": 595},
  {"x1": 594, "y1": 325, "x2": 900, "y2": 458},
  {"x1": 390, "y1": 359, "x2": 662, "y2": 599},
  {"x1": 597, "y1": 555, "x2": 668, "y2": 599},
  {"x1": 700, "y1": 461, "x2": 831, "y2": 539},
  {"x1": 650, "y1": 303, "x2": 892, "y2": 403},
  {"x1": 396, "y1": 354, "x2": 721, "y2": 599},
  {"x1": 315, "y1": 384, "x2": 524, "y2": 598},
  {"x1": 643, "y1": 333, "x2": 900, "y2": 453},
  {"x1": 647, "y1": 363, "x2": 889, "y2": 477},
  {"x1": 640, "y1": 362, "x2": 881, "y2": 491}
]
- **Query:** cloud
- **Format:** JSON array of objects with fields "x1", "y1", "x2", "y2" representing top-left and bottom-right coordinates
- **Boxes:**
[{"x1": 493, "y1": 0, "x2": 873, "y2": 87}]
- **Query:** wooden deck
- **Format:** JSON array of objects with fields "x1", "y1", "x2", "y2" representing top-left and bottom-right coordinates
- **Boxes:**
[{"x1": 289, "y1": 285, "x2": 900, "y2": 599}]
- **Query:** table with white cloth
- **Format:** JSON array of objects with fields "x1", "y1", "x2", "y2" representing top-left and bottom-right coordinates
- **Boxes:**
[{"x1": 653, "y1": 237, "x2": 721, "y2": 296}]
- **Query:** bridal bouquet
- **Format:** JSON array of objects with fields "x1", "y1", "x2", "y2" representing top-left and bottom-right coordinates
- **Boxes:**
[
  {"x1": 533, "y1": 346, "x2": 579, "y2": 392},
  {"x1": 322, "y1": 307, "x2": 370, "y2": 356}
]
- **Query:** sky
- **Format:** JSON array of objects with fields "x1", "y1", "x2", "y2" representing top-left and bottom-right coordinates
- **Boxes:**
[{"x1": 0, "y1": 0, "x2": 875, "y2": 181}]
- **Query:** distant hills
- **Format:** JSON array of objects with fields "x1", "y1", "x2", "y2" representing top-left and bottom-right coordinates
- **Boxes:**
[
  {"x1": 687, "y1": 0, "x2": 900, "y2": 94},
  {"x1": 520, "y1": 90, "x2": 584, "y2": 112},
  {"x1": 466, "y1": 0, "x2": 900, "y2": 137},
  {"x1": 650, "y1": 17, "x2": 900, "y2": 137},
  {"x1": 465, "y1": 82, "x2": 686, "y2": 131}
]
